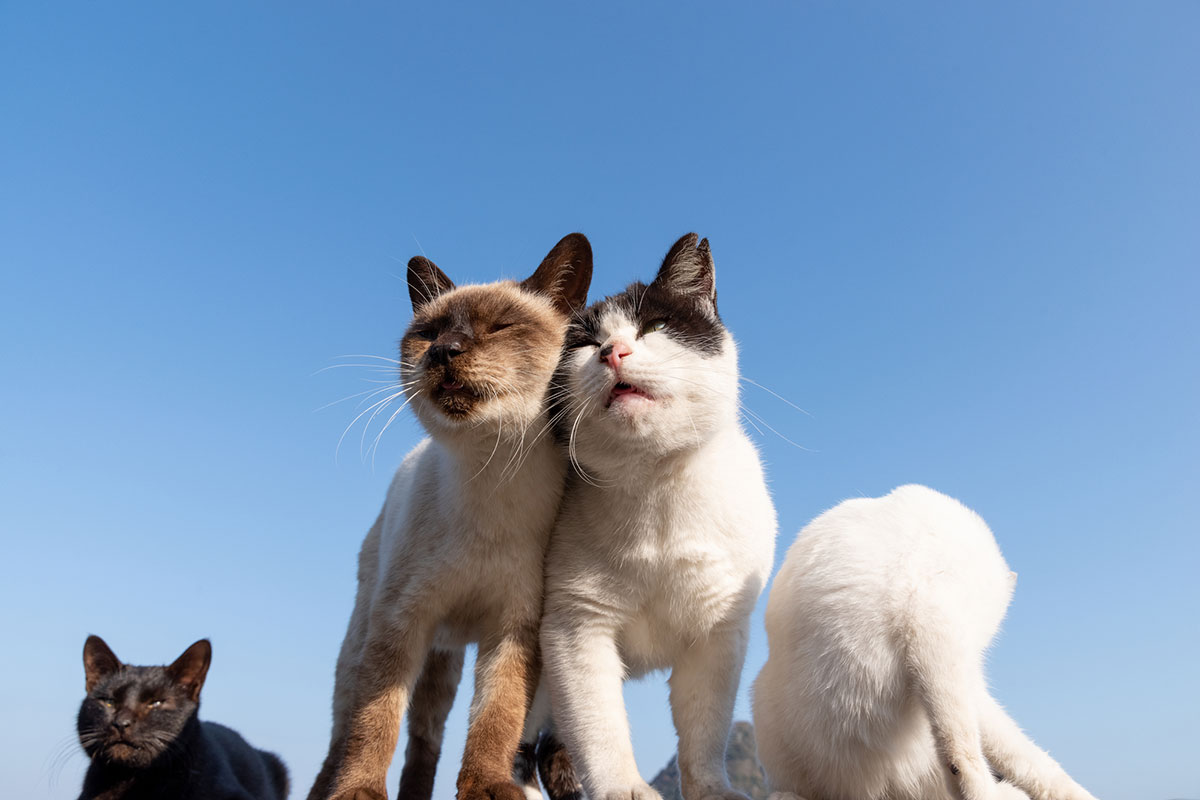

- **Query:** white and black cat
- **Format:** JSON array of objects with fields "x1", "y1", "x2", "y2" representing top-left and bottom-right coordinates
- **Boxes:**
[
  {"x1": 528, "y1": 234, "x2": 777, "y2": 800},
  {"x1": 752, "y1": 485, "x2": 1098, "y2": 800},
  {"x1": 76, "y1": 635, "x2": 288, "y2": 800}
]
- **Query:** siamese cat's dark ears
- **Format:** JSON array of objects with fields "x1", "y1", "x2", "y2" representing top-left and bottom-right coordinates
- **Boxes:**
[
  {"x1": 522, "y1": 233, "x2": 594, "y2": 315},
  {"x1": 83, "y1": 635, "x2": 122, "y2": 692},
  {"x1": 166, "y1": 639, "x2": 212, "y2": 702},
  {"x1": 653, "y1": 233, "x2": 717, "y2": 312},
  {"x1": 407, "y1": 256, "x2": 456, "y2": 312}
]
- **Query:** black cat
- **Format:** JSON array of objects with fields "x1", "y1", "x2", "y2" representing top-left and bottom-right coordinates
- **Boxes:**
[{"x1": 76, "y1": 635, "x2": 288, "y2": 800}]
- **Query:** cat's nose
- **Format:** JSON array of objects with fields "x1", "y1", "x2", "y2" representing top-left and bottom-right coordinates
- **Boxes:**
[
  {"x1": 428, "y1": 333, "x2": 471, "y2": 365},
  {"x1": 114, "y1": 713, "x2": 134, "y2": 731},
  {"x1": 599, "y1": 340, "x2": 633, "y2": 370}
]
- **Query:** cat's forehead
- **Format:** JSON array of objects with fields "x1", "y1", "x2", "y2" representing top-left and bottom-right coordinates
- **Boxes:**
[
  {"x1": 95, "y1": 665, "x2": 172, "y2": 694},
  {"x1": 572, "y1": 280, "x2": 725, "y2": 355},
  {"x1": 412, "y1": 282, "x2": 558, "y2": 327}
]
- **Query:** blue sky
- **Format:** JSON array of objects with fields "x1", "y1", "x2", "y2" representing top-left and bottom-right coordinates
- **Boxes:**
[{"x1": 1, "y1": 3, "x2": 1196, "y2": 799}]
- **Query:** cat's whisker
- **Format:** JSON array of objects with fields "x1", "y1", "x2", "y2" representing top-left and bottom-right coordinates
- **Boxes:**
[
  {"x1": 335, "y1": 389, "x2": 408, "y2": 464},
  {"x1": 738, "y1": 404, "x2": 812, "y2": 451},
  {"x1": 738, "y1": 375, "x2": 813, "y2": 417},
  {"x1": 315, "y1": 383, "x2": 407, "y2": 414},
  {"x1": 467, "y1": 412, "x2": 504, "y2": 484},
  {"x1": 366, "y1": 391, "x2": 421, "y2": 469}
]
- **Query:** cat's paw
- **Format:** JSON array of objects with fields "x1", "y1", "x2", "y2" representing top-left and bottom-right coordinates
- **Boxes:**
[
  {"x1": 695, "y1": 790, "x2": 752, "y2": 800},
  {"x1": 459, "y1": 780, "x2": 527, "y2": 800},
  {"x1": 990, "y1": 782, "x2": 1031, "y2": 800},
  {"x1": 330, "y1": 789, "x2": 387, "y2": 800},
  {"x1": 599, "y1": 782, "x2": 664, "y2": 800}
]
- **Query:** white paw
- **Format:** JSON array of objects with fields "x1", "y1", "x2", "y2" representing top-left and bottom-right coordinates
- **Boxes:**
[
  {"x1": 991, "y1": 781, "x2": 1031, "y2": 800},
  {"x1": 695, "y1": 791, "x2": 751, "y2": 800},
  {"x1": 600, "y1": 783, "x2": 664, "y2": 800}
]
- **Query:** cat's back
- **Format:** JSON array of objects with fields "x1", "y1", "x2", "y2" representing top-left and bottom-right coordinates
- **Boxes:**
[{"x1": 200, "y1": 722, "x2": 289, "y2": 800}]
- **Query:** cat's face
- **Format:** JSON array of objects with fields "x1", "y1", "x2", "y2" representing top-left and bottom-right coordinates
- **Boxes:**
[
  {"x1": 77, "y1": 636, "x2": 210, "y2": 768},
  {"x1": 557, "y1": 234, "x2": 739, "y2": 471},
  {"x1": 399, "y1": 234, "x2": 592, "y2": 435}
]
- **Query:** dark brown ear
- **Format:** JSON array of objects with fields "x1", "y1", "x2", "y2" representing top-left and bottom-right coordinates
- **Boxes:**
[
  {"x1": 166, "y1": 639, "x2": 212, "y2": 702},
  {"x1": 83, "y1": 635, "x2": 122, "y2": 692},
  {"x1": 407, "y1": 256, "x2": 456, "y2": 311},
  {"x1": 653, "y1": 233, "x2": 717, "y2": 311},
  {"x1": 521, "y1": 233, "x2": 593, "y2": 315}
]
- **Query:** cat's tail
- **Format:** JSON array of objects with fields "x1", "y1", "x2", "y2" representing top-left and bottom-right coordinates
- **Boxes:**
[
  {"x1": 905, "y1": 618, "x2": 1029, "y2": 800},
  {"x1": 262, "y1": 749, "x2": 290, "y2": 800},
  {"x1": 978, "y1": 695, "x2": 1098, "y2": 800}
]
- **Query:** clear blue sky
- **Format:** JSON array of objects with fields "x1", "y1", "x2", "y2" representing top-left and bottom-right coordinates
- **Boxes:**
[{"x1": 2, "y1": 3, "x2": 1196, "y2": 800}]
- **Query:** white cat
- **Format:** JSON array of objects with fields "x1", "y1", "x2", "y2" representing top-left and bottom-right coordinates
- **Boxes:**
[
  {"x1": 753, "y1": 485, "x2": 1097, "y2": 800},
  {"x1": 534, "y1": 234, "x2": 778, "y2": 800}
]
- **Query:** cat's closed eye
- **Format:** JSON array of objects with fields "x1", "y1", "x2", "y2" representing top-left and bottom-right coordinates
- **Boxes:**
[
  {"x1": 640, "y1": 319, "x2": 667, "y2": 336},
  {"x1": 488, "y1": 321, "x2": 517, "y2": 334}
]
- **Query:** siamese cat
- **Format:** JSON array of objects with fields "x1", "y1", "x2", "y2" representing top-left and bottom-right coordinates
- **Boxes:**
[
  {"x1": 531, "y1": 234, "x2": 777, "y2": 800},
  {"x1": 753, "y1": 485, "x2": 1097, "y2": 800},
  {"x1": 309, "y1": 234, "x2": 592, "y2": 800}
]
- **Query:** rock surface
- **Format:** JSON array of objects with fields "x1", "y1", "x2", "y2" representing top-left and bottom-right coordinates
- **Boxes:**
[{"x1": 649, "y1": 721, "x2": 768, "y2": 800}]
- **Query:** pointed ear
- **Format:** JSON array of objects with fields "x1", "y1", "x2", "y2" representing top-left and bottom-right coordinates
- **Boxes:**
[
  {"x1": 521, "y1": 233, "x2": 593, "y2": 315},
  {"x1": 407, "y1": 256, "x2": 456, "y2": 311},
  {"x1": 166, "y1": 639, "x2": 212, "y2": 702},
  {"x1": 83, "y1": 635, "x2": 122, "y2": 692},
  {"x1": 652, "y1": 233, "x2": 717, "y2": 311}
]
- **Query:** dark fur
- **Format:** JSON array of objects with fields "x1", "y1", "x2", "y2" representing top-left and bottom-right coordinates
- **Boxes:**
[{"x1": 76, "y1": 635, "x2": 288, "y2": 800}]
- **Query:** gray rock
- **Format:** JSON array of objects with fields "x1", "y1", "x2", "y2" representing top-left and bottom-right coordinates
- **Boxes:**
[{"x1": 649, "y1": 721, "x2": 768, "y2": 800}]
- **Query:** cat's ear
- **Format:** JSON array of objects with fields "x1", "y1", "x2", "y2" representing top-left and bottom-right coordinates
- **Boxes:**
[
  {"x1": 652, "y1": 233, "x2": 717, "y2": 312},
  {"x1": 166, "y1": 639, "x2": 212, "y2": 702},
  {"x1": 407, "y1": 256, "x2": 456, "y2": 311},
  {"x1": 522, "y1": 233, "x2": 593, "y2": 316},
  {"x1": 83, "y1": 635, "x2": 122, "y2": 692}
]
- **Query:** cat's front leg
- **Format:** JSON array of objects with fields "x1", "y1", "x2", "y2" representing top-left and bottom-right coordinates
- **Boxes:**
[
  {"x1": 456, "y1": 623, "x2": 541, "y2": 800},
  {"x1": 668, "y1": 621, "x2": 750, "y2": 800},
  {"x1": 321, "y1": 613, "x2": 439, "y2": 800},
  {"x1": 542, "y1": 611, "x2": 661, "y2": 800}
]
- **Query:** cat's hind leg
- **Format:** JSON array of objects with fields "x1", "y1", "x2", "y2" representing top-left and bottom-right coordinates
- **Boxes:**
[
  {"x1": 978, "y1": 695, "x2": 1098, "y2": 800},
  {"x1": 310, "y1": 517, "x2": 384, "y2": 800},
  {"x1": 396, "y1": 646, "x2": 466, "y2": 800}
]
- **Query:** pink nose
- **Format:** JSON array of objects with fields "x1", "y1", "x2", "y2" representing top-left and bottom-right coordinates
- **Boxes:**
[{"x1": 599, "y1": 340, "x2": 633, "y2": 370}]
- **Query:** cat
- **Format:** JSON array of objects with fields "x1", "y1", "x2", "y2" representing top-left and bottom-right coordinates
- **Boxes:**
[
  {"x1": 752, "y1": 484, "x2": 1098, "y2": 800},
  {"x1": 307, "y1": 234, "x2": 593, "y2": 800},
  {"x1": 529, "y1": 233, "x2": 777, "y2": 800},
  {"x1": 76, "y1": 635, "x2": 288, "y2": 800}
]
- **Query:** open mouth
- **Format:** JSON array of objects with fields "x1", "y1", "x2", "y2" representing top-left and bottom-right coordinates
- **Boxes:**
[
  {"x1": 607, "y1": 380, "x2": 653, "y2": 407},
  {"x1": 433, "y1": 375, "x2": 480, "y2": 416}
]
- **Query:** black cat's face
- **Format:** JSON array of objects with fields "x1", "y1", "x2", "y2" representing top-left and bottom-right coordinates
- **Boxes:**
[{"x1": 77, "y1": 636, "x2": 210, "y2": 768}]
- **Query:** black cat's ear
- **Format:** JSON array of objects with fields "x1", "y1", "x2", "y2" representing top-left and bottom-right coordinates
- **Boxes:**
[
  {"x1": 522, "y1": 233, "x2": 593, "y2": 316},
  {"x1": 166, "y1": 639, "x2": 212, "y2": 702},
  {"x1": 83, "y1": 635, "x2": 122, "y2": 692},
  {"x1": 652, "y1": 233, "x2": 717, "y2": 312},
  {"x1": 407, "y1": 256, "x2": 456, "y2": 312}
]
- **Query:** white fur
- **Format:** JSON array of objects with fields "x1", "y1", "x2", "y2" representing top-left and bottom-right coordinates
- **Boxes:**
[
  {"x1": 540, "y1": 310, "x2": 777, "y2": 800},
  {"x1": 753, "y1": 485, "x2": 1097, "y2": 800}
]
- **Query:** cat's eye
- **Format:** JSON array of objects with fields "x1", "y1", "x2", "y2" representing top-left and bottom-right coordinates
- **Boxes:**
[
  {"x1": 150, "y1": 700, "x2": 164, "y2": 708},
  {"x1": 489, "y1": 321, "x2": 516, "y2": 334},
  {"x1": 640, "y1": 319, "x2": 667, "y2": 336},
  {"x1": 412, "y1": 328, "x2": 438, "y2": 341},
  {"x1": 99, "y1": 699, "x2": 113, "y2": 707}
]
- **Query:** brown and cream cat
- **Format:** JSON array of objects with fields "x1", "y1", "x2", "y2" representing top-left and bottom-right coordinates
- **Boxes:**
[{"x1": 308, "y1": 234, "x2": 593, "y2": 800}]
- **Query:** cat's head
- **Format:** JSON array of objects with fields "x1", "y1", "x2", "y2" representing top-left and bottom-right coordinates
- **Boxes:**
[
  {"x1": 400, "y1": 233, "x2": 592, "y2": 435},
  {"x1": 77, "y1": 636, "x2": 210, "y2": 767},
  {"x1": 557, "y1": 233, "x2": 739, "y2": 473}
]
